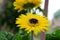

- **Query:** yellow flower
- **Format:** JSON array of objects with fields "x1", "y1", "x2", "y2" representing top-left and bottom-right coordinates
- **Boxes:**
[
  {"x1": 13, "y1": 0, "x2": 42, "y2": 12},
  {"x1": 16, "y1": 13, "x2": 50, "y2": 35}
]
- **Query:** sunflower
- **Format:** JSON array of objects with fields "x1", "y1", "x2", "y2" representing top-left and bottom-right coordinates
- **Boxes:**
[
  {"x1": 13, "y1": 0, "x2": 42, "y2": 12},
  {"x1": 16, "y1": 13, "x2": 50, "y2": 35}
]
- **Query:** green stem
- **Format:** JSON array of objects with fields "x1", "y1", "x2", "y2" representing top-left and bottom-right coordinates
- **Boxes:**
[{"x1": 31, "y1": 31, "x2": 33, "y2": 40}]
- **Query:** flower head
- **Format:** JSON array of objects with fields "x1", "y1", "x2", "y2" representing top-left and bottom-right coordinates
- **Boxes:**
[
  {"x1": 16, "y1": 13, "x2": 50, "y2": 35},
  {"x1": 13, "y1": 0, "x2": 42, "y2": 12}
]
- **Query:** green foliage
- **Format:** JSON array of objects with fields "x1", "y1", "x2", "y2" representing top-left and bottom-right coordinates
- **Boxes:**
[
  {"x1": 0, "y1": 31, "x2": 13, "y2": 40},
  {"x1": 12, "y1": 29, "x2": 31, "y2": 40},
  {"x1": 12, "y1": 33, "x2": 22, "y2": 40},
  {"x1": 12, "y1": 33, "x2": 30, "y2": 40},
  {"x1": 46, "y1": 29, "x2": 60, "y2": 40},
  {"x1": 0, "y1": 31, "x2": 31, "y2": 40}
]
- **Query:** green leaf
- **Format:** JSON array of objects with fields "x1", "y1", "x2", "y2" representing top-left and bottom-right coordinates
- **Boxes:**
[
  {"x1": 12, "y1": 33, "x2": 22, "y2": 40},
  {"x1": 46, "y1": 29, "x2": 60, "y2": 40}
]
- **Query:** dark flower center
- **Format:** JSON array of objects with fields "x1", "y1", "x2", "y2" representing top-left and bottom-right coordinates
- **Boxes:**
[
  {"x1": 23, "y1": 3, "x2": 35, "y2": 9},
  {"x1": 29, "y1": 18, "x2": 38, "y2": 24}
]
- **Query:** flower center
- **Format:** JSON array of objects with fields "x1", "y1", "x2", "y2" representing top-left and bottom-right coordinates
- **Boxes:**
[
  {"x1": 23, "y1": 3, "x2": 35, "y2": 9},
  {"x1": 29, "y1": 18, "x2": 38, "y2": 24}
]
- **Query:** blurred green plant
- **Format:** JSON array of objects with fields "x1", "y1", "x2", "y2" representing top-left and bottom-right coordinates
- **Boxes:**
[
  {"x1": 46, "y1": 29, "x2": 60, "y2": 40},
  {"x1": 0, "y1": 31, "x2": 13, "y2": 40},
  {"x1": 0, "y1": 31, "x2": 31, "y2": 40},
  {"x1": 1, "y1": 29, "x2": 60, "y2": 40}
]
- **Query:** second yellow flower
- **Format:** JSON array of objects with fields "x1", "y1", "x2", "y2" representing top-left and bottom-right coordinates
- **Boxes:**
[{"x1": 13, "y1": 0, "x2": 42, "y2": 12}]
